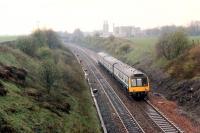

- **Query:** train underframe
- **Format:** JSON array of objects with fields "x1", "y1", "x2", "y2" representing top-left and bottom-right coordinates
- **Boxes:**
[{"x1": 130, "y1": 91, "x2": 148, "y2": 99}]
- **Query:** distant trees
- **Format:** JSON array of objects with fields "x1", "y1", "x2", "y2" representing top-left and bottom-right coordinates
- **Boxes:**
[
  {"x1": 144, "y1": 25, "x2": 184, "y2": 37},
  {"x1": 156, "y1": 30, "x2": 189, "y2": 60},
  {"x1": 145, "y1": 28, "x2": 160, "y2": 36},
  {"x1": 139, "y1": 21, "x2": 200, "y2": 37},
  {"x1": 72, "y1": 29, "x2": 84, "y2": 43},
  {"x1": 45, "y1": 30, "x2": 62, "y2": 49},
  {"x1": 187, "y1": 21, "x2": 200, "y2": 36}
]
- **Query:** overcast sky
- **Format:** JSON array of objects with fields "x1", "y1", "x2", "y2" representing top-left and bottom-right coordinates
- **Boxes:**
[{"x1": 0, "y1": 0, "x2": 199, "y2": 35}]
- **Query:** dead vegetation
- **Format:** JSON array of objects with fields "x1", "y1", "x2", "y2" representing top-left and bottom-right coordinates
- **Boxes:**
[
  {"x1": 167, "y1": 45, "x2": 200, "y2": 79},
  {"x1": 0, "y1": 64, "x2": 27, "y2": 85},
  {"x1": 156, "y1": 30, "x2": 189, "y2": 60}
]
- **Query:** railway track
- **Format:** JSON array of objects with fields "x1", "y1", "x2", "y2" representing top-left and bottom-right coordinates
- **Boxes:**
[
  {"x1": 73, "y1": 50, "x2": 121, "y2": 132},
  {"x1": 144, "y1": 100, "x2": 183, "y2": 133},
  {"x1": 73, "y1": 45, "x2": 145, "y2": 133},
  {"x1": 69, "y1": 44, "x2": 184, "y2": 133}
]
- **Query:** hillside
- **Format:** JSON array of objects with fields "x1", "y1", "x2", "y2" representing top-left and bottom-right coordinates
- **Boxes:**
[{"x1": 0, "y1": 30, "x2": 101, "y2": 132}]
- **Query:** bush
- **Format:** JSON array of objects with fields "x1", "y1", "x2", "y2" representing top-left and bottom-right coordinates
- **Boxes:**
[
  {"x1": 16, "y1": 29, "x2": 62, "y2": 57},
  {"x1": 72, "y1": 29, "x2": 84, "y2": 44},
  {"x1": 45, "y1": 30, "x2": 62, "y2": 49},
  {"x1": 189, "y1": 45, "x2": 200, "y2": 63},
  {"x1": 31, "y1": 29, "x2": 47, "y2": 47},
  {"x1": 167, "y1": 46, "x2": 200, "y2": 79},
  {"x1": 16, "y1": 36, "x2": 36, "y2": 57},
  {"x1": 156, "y1": 30, "x2": 189, "y2": 60},
  {"x1": 39, "y1": 60, "x2": 59, "y2": 93},
  {"x1": 118, "y1": 43, "x2": 131, "y2": 53},
  {"x1": 37, "y1": 47, "x2": 52, "y2": 59}
]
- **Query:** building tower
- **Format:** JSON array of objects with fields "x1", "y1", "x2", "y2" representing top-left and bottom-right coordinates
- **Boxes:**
[{"x1": 103, "y1": 21, "x2": 109, "y2": 34}]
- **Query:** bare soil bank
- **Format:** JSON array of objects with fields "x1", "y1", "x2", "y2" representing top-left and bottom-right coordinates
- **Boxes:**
[{"x1": 135, "y1": 57, "x2": 200, "y2": 124}]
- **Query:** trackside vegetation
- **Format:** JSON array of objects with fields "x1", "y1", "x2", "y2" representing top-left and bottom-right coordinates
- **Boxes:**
[{"x1": 0, "y1": 29, "x2": 101, "y2": 132}]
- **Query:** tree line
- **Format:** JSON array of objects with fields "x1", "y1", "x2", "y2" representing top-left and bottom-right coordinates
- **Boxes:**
[{"x1": 144, "y1": 21, "x2": 200, "y2": 37}]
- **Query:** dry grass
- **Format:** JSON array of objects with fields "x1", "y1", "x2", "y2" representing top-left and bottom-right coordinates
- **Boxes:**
[{"x1": 167, "y1": 45, "x2": 200, "y2": 79}]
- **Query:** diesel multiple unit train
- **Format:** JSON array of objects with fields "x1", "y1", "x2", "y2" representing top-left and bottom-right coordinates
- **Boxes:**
[{"x1": 98, "y1": 52, "x2": 150, "y2": 98}]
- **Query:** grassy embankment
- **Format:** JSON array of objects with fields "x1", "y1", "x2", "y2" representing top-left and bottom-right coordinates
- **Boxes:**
[
  {"x1": 127, "y1": 36, "x2": 200, "y2": 67},
  {"x1": 0, "y1": 30, "x2": 101, "y2": 132},
  {"x1": 81, "y1": 36, "x2": 158, "y2": 65}
]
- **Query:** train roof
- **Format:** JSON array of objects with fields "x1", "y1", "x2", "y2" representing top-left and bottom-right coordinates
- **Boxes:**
[
  {"x1": 104, "y1": 56, "x2": 119, "y2": 64},
  {"x1": 114, "y1": 62, "x2": 143, "y2": 77},
  {"x1": 98, "y1": 52, "x2": 108, "y2": 57},
  {"x1": 98, "y1": 52, "x2": 144, "y2": 77}
]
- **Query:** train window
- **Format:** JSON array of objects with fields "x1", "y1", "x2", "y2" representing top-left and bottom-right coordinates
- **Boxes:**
[
  {"x1": 136, "y1": 79, "x2": 142, "y2": 86},
  {"x1": 131, "y1": 79, "x2": 136, "y2": 86},
  {"x1": 125, "y1": 77, "x2": 128, "y2": 84},
  {"x1": 131, "y1": 78, "x2": 148, "y2": 87},
  {"x1": 142, "y1": 78, "x2": 148, "y2": 86}
]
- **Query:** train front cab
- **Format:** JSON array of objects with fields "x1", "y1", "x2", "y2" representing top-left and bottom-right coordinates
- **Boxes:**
[{"x1": 128, "y1": 74, "x2": 150, "y2": 98}]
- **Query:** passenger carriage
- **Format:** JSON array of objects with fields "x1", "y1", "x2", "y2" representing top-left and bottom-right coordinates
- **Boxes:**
[{"x1": 98, "y1": 52, "x2": 150, "y2": 98}]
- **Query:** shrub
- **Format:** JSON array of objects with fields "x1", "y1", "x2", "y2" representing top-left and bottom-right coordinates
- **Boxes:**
[
  {"x1": 37, "y1": 47, "x2": 52, "y2": 59},
  {"x1": 72, "y1": 29, "x2": 84, "y2": 43},
  {"x1": 39, "y1": 60, "x2": 59, "y2": 93},
  {"x1": 189, "y1": 45, "x2": 200, "y2": 63},
  {"x1": 16, "y1": 36, "x2": 36, "y2": 57},
  {"x1": 31, "y1": 29, "x2": 47, "y2": 47},
  {"x1": 167, "y1": 46, "x2": 200, "y2": 79},
  {"x1": 16, "y1": 29, "x2": 62, "y2": 57},
  {"x1": 45, "y1": 30, "x2": 62, "y2": 49},
  {"x1": 156, "y1": 30, "x2": 189, "y2": 60},
  {"x1": 118, "y1": 43, "x2": 131, "y2": 53}
]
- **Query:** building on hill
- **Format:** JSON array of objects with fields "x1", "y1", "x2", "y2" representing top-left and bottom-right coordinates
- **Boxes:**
[{"x1": 113, "y1": 26, "x2": 141, "y2": 37}]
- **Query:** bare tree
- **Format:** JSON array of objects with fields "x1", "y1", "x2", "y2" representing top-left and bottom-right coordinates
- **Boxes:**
[{"x1": 156, "y1": 30, "x2": 189, "y2": 60}]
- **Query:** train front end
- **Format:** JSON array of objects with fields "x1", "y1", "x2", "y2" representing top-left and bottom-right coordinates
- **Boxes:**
[{"x1": 128, "y1": 74, "x2": 150, "y2": 97}]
